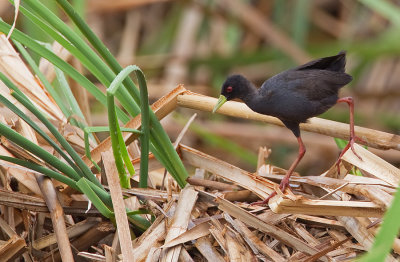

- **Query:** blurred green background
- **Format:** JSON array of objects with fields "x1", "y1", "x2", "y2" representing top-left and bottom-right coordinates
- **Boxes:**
[{"x1": 2, "y1": 0, "x2": 399, "y2": 174}]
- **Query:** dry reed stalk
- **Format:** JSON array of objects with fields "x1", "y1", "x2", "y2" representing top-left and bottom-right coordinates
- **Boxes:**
[
  {"x1": 215, "y1": 197, "x2": 328, "y2": 261},
  {"x1": 132, "y1": 218, "x2": 166, "y2": 261},
  {"x1": 194, "y1": 236, "x2": 225, "y2": 262},
  {"x1": 177, "y1": 92, "x2": 400, "y2": 150},
  {"x1": 102, "y1": 150, "x2": 134, "y2": 261},
  {"x1": 291, "y1": 214, "x2": 345, "y2": 230},
  {"x1": 0, "y1": 234, "x2": 26, "y2": 261},
  {"x1": 162, "y1": 222, "x2": 210, "y2": 249},
  {"x1": 35, "y1": 175, "x2": 74, "y2": 262},
  {"x1": 82, "y1": 84, "x2": 186, "y2": 169},
  {"x1": 224, "y1": 214, "x2": 285, "y2": 262},
  {"x1": 337, "y1": 216, "x2": 398, "y2": 261},
  {"x1": 104, "y1": 245, "x2": 117, "y2": 262},
  {"x1": 179, "y1": 143, "x2": 389, "y2": 217},
  {"x1": 16, "y1": 117, "x2": 74, "y2": 261},
  {"x1": 32, "y1": 219, "x2": 98, "y2": 250},
  {"x1": 179, "y1": 144, "x2": 274, "y2": 199},
  {"x1": 161, "y1": 186, "x2": 198, "y2": 262},
  {"x1": 0, "y1": 216, "x2": 26, "y2": 260},
  {"x1": 43, "y1": 222, "x2": 114, "y2": 262},
  {"x1": 341, "y1": 143, "x2": 400, "y2": 186}
]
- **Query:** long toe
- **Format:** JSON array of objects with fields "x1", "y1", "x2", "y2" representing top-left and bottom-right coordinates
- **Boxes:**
[
  {"x1": 279, "y1": 176, "x2": 290, "y2": 192},
  {"x1": 335, "y1": 158, "x2": 342, "y2": 175},
  {"x1": 250, "y1": 191, "x2": 277, "y2": 206},
  {"x1": 350, "y1": 142, "x2": 363, "y2": 161}
]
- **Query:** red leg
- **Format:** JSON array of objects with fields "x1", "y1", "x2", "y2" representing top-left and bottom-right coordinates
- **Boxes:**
[
  {"x1": 251, "y1": 136, "x2": 306, "y2": 205},
  {"x1": 335, "y1": 97, "x2": 364, "y2": 172}
]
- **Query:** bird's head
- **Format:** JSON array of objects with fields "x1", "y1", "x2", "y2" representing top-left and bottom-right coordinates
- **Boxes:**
[{"x1": 212, "y1": 74, "x2": 252, "y2": 113}]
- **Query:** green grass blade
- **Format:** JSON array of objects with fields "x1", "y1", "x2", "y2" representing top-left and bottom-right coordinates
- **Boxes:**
[
  {"x1": 76, "y1": 178, "x2": 114, "y2": 219},
  {"x1": 0, "y1": 91, "x2": 81, "y2": 175},
  {"x1": 107, "y1": 94, "x2": 130, "y2": 188},
  {"x1": 13, "y1": 41, "x2": 69, "y2": 117},
  {"x1": 0, "y1": 122, "x2": 80, "y2": 181},
  {"x1": 0, "y1": 155, "x2": 79, "y2": 191},
  {"x1": 55, "y1": 0, "x2": 188, "y2": 187},
  {"x1": 0, "y1": 21, "x2": 130, "y2": 123},
  {"x1": 20, "y1": 0, "x2": 141, "y2": 119},
  {"x1": 108, "y1": 65, "x2": 150, "y2": 188},
  {"x1": 84, "y1": 126, "x2": 142, "y2": 173},
  {"x1": 11, "y1": 91, "x2": 102, "y2": 188}
]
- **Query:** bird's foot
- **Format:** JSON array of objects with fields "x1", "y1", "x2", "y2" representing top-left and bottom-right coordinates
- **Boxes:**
[
  {"x1": 335, "y1": 136, "x2": 364, "y2": 174},
  {"x1": 250, "y1": 176, "x2": 290, "y2": 206}
]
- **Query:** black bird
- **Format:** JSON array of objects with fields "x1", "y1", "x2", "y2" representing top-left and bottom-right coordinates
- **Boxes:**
[{"x1": 213, "y1": 51, "x2": 363, "y2": 204}]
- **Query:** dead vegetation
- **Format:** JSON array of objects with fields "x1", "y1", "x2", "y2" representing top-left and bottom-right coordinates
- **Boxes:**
[
  {"x1": 0, "y1": 58, "x2": 400, "y2": 260},
  {"x1": 1, "y1": 1, "x2": 400, "y2": 261}
]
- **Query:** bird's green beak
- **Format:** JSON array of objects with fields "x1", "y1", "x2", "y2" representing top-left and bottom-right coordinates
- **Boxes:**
[{"x1": 212, "y1": 95, "x2": 227, "y2": 113}]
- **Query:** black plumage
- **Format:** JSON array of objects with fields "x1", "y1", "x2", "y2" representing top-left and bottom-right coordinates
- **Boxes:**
[
  {"x1": 213, "y1": 51, "x2": 361, "y2": 204},
  {"x1": 218, "y1": 51, "x2": 352, "y2": 137}
]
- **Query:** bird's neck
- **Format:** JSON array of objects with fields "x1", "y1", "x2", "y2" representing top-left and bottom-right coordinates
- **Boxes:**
[{"x1": 241, "y1": 83, "x2": 259, "y2": 105}]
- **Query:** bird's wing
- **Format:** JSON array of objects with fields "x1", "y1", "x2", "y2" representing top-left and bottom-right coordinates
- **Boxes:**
[{"x1": 264, "y1": 69, "x2": 352, "y2": 101}]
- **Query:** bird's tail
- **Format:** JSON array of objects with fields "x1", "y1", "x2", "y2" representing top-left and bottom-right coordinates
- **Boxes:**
[{"x1": 297, "y1": 51, "x2": 348, "y2": 73}]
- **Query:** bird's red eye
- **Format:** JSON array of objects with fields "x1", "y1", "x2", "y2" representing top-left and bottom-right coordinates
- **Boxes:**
[{"x1": 226, "y1": 86, "x2": 233, "y2": 93}]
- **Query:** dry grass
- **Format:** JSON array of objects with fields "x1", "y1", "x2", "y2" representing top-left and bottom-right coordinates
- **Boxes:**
[
  {"x1": 0, "y1": 76, "x2": 399, "y2": 260},
  {"x1": 1, "y1": 1, "x2": 400, "y2": 260}
]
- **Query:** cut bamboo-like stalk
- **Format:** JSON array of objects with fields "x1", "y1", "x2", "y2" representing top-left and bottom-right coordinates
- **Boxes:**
[
  {"x1": 269, "y1": 198, "x2": 384, "y2": 218},
  {"x1": 35, "y1": 175, "x2": 74, "y2": 262},
  {"x1": 82, "y1": 84, "x2": 186, "y2": 169},
  {"x1": 342, "y1": 143, "x2": 400, "y2": 186},
  {"x1": 0, "y1": 234, "x2": 26, "y2": 261},
  {"x1": 216, "y1": 197, "x2": 327, "y2": 260},
  {"x1": 161, "y1": 186, "x2": 198, "y2": 262},
  {"x1": 32, "y1": 219, "x2": 97, "y2": 250},
  {"x1": 177, "y1": 92, "x2": 400, "y2": 151},
  {"x1": 162, "y1": 222, "x2": 210, "y2": 248},
  {"x1": 224, "y1": 214, "x2": 285, "y2": 262},
  {"x1": 179, "y1": 144, "x2": 274, "y2": 199},
  {"x1": 194, "y1": 236, "x2": 225, "y2": 262},
  {"x1": 102, "y1": 151, "x2": 134, "y2": 262},
  {"x1": 132, "y1": 217, "x2": 166, "y2": 261}
]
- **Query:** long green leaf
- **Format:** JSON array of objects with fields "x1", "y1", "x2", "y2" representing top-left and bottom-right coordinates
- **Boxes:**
[
  {"x1": 84, "y1": 126, "x2": 141, "y2": 173},
  {"x1": 76, "y1": 178, "x2": 114, "y2": 219},
  {"x1": 107, "y1": 65, "x2": 151, "y2": 188},
  {"x1": 20, "y1": 0, "x2": 142, "y2": 118},
  {"x1": 0, "y1": 21, "x2": 130, "y2": 123},
  {"x1": 0, "y1": 92, "x2": 81, "y2": 175},
  {"x1": 11, "y1": 91, "x2": 103, "y2": 189},
  {"x1": 0, "y1": 122, "x2": 80, "y2": 181},
  {"x1": 0, "y1": 155, "x2": 79, "y2": 191},
  {"x1": 107, "y1": 94, "x2": 130, "y2": 188},
  {"x1": 55, "y1": 0, "x2": 188, "y2": 188}
]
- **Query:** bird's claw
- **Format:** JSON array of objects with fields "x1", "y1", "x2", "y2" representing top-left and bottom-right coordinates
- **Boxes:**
[
  {"x1": 335, "y1": 136, "x2": 364, "y2": 175},
  {"x1": 250, "y1": 178, "x2": 290, "y2": 206},
  {"x1": 349, "y1": 138, "x2": 363, "y2": 161}
]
